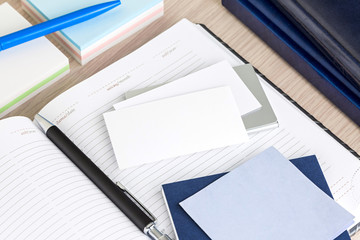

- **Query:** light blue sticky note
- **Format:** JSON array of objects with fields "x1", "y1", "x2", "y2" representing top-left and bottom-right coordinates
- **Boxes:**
[
  {"x1": 26, "y1": 0, "x2": 163, "y2": 50},
  {"x1": 180, "y1": 147, "x2": 354, "y2": 240}
]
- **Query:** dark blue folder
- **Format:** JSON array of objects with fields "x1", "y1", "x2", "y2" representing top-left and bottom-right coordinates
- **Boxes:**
[
  {"x1": 270, "y1": 0, "x2": 360, "y2": 89},
  {"x1": 162, "y1": 155, "x2": 350, "y2": 240},
  {"x1": 221, "y1": 0, "x2": 360, "y2": 126}
]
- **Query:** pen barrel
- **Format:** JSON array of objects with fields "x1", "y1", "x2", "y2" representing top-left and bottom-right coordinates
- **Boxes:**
[
  {"x1": 0, "y1": 1, "x2": 121, "y2": 50},
  {"x1": 46, "y1": 126, "x2": 152, "y2": 232}
]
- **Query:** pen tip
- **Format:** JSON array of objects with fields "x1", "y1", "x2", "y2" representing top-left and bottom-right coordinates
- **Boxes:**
[
  {"x1": 112, "y1": 0, "x2": 121, "y2": 5},
  {"x1": 34, "y1": 114, "x2": 54, "y2": 133}
]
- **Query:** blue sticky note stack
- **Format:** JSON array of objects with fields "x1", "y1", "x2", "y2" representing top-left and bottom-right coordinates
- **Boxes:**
[
  {"x1": 162, "y1": 155, "x2": 351, "y2": 240},
  {"x1": 21, "y1": 0, "x2": 164, "y2": 65}
]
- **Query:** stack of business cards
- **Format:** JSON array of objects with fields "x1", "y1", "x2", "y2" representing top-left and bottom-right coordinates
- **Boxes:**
[
  {"x1": 124, "y1": 63, "x2": 278, "y2": 133},
  {"x1": 0, "y1": 3, "x2": 69, "y2": 117},
  {"x1": 21, "y1": 0, "x2": 164, "y2": 65},
  {"x1": 104, "y1": 62, "x2": 261, "y2": 169},
  {"x1": 105, "y1": 86, "x2": 251, "y2": 169}
]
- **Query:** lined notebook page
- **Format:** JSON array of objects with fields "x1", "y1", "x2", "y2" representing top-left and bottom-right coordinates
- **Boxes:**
[
  {"x1": 38, "y1": 19, "x2": 360, "y2": 239},
  {"x1": 0, "y1": 117, "x2": 145, "y2": 239}
]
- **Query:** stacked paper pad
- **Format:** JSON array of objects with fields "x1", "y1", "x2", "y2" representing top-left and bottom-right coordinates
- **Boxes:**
[
  {"x1": 0, "y1": 3, "x2": 69, "y2": 117},
  {"x1": 21, "y1": 0, "x2": 164, "y2": 65}
]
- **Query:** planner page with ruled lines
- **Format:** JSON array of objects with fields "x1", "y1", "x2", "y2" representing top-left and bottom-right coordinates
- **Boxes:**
[
  {"x1": 38, "y1": 18, "x2": 360, "y2": 239},
  {"x1": 0, "y1": 117, "x2": 146, "y2": 239}
]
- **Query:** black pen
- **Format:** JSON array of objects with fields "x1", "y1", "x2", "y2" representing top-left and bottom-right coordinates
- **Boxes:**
[{"x1": 35, "y1": 114, "x2": 172, "y2": 240}]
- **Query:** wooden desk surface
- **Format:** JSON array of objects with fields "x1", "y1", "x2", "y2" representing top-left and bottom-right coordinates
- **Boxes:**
[{"x1": 2, "y1": 0, "x2": 360, "y2": 238}]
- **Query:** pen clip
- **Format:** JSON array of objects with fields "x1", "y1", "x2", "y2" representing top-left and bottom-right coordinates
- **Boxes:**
[{"x1": 116, "y1": 182, "x2": 156, "y2": 222}]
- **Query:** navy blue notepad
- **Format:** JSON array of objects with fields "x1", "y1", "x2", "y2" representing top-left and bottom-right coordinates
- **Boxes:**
[
  {"x1": 162, "y1": 155, "x2": 351, "y2": 240},
  {"x1": 221, "y1": 0, "x2": 360, "y2": 126}
]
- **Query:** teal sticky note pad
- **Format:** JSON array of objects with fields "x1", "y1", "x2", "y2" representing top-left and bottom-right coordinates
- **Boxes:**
[{"x1": 25, "y1": 0, "x2": 163, "y2": 50}]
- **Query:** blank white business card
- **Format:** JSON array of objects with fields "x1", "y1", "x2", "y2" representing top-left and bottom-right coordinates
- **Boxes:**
[{"x1": 104, "y1": 86, "x2": 249, "y2": 169}]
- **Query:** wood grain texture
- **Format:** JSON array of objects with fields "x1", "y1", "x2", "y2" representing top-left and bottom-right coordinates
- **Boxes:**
[{"x1": 1, "y1": 0, "x2": 360, "y2": 238}]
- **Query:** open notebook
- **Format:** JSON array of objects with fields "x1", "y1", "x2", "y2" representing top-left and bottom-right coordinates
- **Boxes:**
[{"x1": 0, "y1": 19, "x2": 359, "y2": 239}]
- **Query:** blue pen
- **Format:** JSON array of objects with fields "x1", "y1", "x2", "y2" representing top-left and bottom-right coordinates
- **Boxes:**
[{"x1": 0, "y1": 0, "x2": 121, "y2": 51}]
